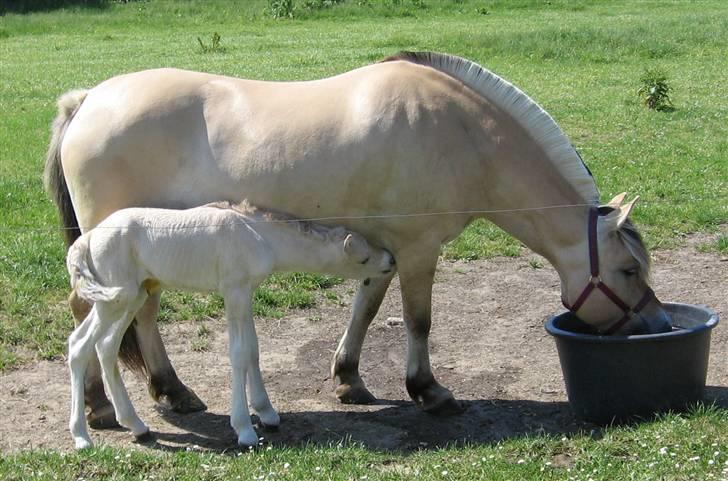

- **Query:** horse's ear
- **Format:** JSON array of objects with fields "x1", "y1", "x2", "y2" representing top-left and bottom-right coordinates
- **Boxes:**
[
  {"x1": 605, "y1": 195, "x2": 639, "y2": 229},
  {"x1": 607, "y1": 192, "x2": 627, "y2": 208}
]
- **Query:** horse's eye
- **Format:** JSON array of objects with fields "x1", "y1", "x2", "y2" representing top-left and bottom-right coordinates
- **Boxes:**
[
  {"x1": 360, "y1": 257, "x2": 370, "y2": 265},
  {"x1": 622, "y1": 268, "x2": 638, "y2": 277}
]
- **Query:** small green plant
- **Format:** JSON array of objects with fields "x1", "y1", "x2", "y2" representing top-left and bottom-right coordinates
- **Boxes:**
[
  {"x1": 191, "y1": 323, "x2": 211, "y2": 352},
  {"x1": 638, "y1": 68, "x2": 673, "y2": 111},
  {"x1": 197, "y1": 32, "x2": 225, "y2": 54},
  {"x1": 268, "y1": 0, "x2": 295, "y2": 19},
  {"x1": 528, "y1": 258, "x2": 544, "y2": 269},
  {"x1": 303, "y1": 0, "x2": 345, "y2": 10}
]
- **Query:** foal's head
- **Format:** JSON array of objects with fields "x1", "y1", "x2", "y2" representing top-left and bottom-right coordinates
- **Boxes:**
[{"x1": 324, "y1": 229, "x2": 396, "y2": 280}]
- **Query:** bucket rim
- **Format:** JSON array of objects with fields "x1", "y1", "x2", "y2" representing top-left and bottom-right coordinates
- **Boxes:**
[{"x1": 545, "y1": 302, "x2": 719, "y2": 344}]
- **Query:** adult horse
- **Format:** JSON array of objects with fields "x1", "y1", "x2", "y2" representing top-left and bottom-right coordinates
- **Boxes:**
[{"x1": 45, "y1": 52, "x2": 671, "y2": 428}]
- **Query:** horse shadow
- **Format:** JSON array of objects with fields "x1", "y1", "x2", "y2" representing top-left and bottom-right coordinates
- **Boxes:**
[{"x1": 143, "y1": 387, "x2": 728, "y2": 453}]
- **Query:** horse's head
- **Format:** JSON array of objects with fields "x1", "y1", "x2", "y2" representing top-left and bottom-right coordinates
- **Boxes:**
[{"x1": 559, "y1": 193, "x2": 672, "y2": 335}]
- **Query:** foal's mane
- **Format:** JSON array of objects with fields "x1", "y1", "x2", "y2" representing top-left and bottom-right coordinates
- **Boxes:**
[
  {"x1": 381, "y1": 51, "x2": 600, "y2": 205},
  {"x1": 204, "y1": 200, "x2": 347, "y2": 242}
]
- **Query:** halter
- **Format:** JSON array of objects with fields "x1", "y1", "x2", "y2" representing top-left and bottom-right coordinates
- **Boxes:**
[{"x1": 561, "y1": 207, "x2": 655, "y2": 335}]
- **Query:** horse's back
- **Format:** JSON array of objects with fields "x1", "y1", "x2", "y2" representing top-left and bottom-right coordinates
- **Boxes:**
[{"x1": 60, "y1": 61, "x2": 490, "y2": 248}]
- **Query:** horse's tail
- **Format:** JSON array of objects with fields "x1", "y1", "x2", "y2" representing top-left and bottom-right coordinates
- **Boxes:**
[
  {"x1": 43, "y1": 89, "x2": 88, "y2": 247},
  {"x1": 66, "y1": 233, "x2": 124, "y2": 303},
  {"x1": 43, "y1": 89, "x2": 149, "y2": 377}
]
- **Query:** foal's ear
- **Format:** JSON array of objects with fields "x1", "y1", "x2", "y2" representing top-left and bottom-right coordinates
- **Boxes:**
[
  {"x1": 343, "y1": 233, "x2": 369, "y2": 259},
  {"x1": 604, "y1": 195, "x2": 640, "y2": 229}
]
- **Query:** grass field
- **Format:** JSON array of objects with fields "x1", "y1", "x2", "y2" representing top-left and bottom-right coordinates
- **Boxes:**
[
  {"x1": 0, "y1": 406, "x2": 726, "y2": 480},
  {"x1": 0, "y1": 0, "x2": 727, "y2": 477}
]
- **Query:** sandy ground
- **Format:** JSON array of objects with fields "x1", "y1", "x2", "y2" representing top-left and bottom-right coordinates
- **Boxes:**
[{"x1": 1, "y1": 234, "x2": 725, "y2": 453}]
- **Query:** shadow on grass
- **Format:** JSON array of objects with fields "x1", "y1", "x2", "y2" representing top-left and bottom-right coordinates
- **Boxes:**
[
  {"x1": 1, "y1": 0, "x2": 110, "y2": 14},
  {"x1": 148, "y1": 398, "x2": 588, "y2": 453},
  {"x1": 140, "y1": 387, "x2": 728, "y2": 453}
]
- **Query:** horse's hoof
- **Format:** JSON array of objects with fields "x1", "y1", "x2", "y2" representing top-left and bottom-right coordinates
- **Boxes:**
[
  {"x1": 422, "y1": 395, "x2": 465, "y2": 416},
  {"x1": 134, "y1": 429, "x2": 155, "y2": 444},
  {"x1": 408, "y1": 378, "x2": 464, "y2": 416},
  {"x1": 87, "y1": 404, "x2": 120, "y2": 430},
  {"x1": 158, "y1": 388, "x2": 207, "y2": 414},
  {"x1": 335, "y1": 382, "x2": 376, "y2": 405}
]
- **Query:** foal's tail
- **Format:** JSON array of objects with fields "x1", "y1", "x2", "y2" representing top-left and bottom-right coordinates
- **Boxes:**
[
  {"x1": 66, "y1": 233, "x2": 123, "y2": 304},
  {"x1": 43, "y1": 89, "x2": 88, "y2": 247}
]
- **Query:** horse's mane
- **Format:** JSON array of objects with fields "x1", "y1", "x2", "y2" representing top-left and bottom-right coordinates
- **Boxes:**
[
  {"x1": 618, "y1": 218, "x2": 651, "y2": 283},
  {"x1": 381, "y1": 51, "x2": 600, "y2": 205},
  {"x1": 204, "y1": 200, "x2": 347, "y2": 242}
]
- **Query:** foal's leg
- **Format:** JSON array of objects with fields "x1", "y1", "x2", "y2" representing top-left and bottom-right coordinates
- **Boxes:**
[
  {"x1": 134, "y1": 292, "x2": 206, "y2": 413},
  {"x1": 398, "y1": 247, "x2": 462, "y2": 415},
  {"x1": 223, "y1": 286, "x2": 258, "y2": 447},
  {"x1": 69, "y1": 290, "x2": 119, "y2": 429},
  {"x1": 243, "y1": 313, "x2": 279, "y2": 429},
  {"x1": 95, "y1": 297, "x2": 150, "y2": 439},
  {"x1": 68, "y1": 305, "x2": 103, "y2": 449},
  {"x1": 331, "y1": 271, "x2": 396, "y2": 404}
]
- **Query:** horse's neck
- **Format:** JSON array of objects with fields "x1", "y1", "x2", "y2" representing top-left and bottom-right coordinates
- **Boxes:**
[{"x1": 481, "y1": 180, "x2": 593, "y2": 267}]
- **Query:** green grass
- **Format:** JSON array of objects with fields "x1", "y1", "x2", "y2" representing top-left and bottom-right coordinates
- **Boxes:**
[
  {"x1": 1, "y1": 0, "x2": 726, "y2": 369},
  {"x1": 1, "y1": 1, "x2": 727, "y2": 476},
  {"x1": 1, "y1": 407, "x2": 726, "y2": 480}
]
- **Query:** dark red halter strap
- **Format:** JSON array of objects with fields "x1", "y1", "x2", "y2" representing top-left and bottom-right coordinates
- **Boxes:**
[{"x1": 562, "y1": 207, "x2": 655, "y2": 335}]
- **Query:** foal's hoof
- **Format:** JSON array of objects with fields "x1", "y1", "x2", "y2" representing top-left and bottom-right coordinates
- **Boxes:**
[
  {"x1": 237, "y1": 429, "x2": 259, "y2": 449},
  {"x1": 158, "y1": 388, "x2": 207, "y2": 414},
  {"x1": 253, "y1": 410, "x2": 281, "y2": 431},
  {"x1": 74, "y1": 437, "x2": 94, "y2": 450},
  {"x1": 87, "y1": 404, "x2": 120, "y2": 430},
  {"x1": 335, "y1": 382, "x2": 377, "y2": 405}
]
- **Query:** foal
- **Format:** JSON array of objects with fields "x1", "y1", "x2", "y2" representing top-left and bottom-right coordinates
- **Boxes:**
[{"x1": 66, "y1": 201, "x2": 395, "y2": 449}]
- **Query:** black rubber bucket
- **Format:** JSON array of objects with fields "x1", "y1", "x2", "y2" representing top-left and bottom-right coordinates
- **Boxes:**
[{"x1": 545, "y1": 303, "x2": 719, "y2": 425}]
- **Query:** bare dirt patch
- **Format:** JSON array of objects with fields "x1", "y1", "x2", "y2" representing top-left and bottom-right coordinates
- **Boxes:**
[{"x1": 2, "y1": 235, "x2": 726, "y2": 453}]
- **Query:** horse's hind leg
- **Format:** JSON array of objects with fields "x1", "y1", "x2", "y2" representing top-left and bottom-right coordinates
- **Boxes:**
[
  {"x1": 331, "y1": 271, "x2": 395, "y2": 404},
  {"x1": 132, "y1": 292, "x2": 206, "y2": 413},
  {"x1": 69, "y1": 289, "x2": 119, "y2": 429},
  {"x1": 398, "y1": 247, "x2": 462, "y2": 415}
]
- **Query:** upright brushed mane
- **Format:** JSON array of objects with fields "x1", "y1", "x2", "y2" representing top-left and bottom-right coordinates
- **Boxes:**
[{"x1": 382, "y1": 51, "x2": 600, "y2": 204}]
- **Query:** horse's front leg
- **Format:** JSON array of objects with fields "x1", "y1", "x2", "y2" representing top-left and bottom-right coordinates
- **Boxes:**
[
  {"x1": 223, "y1": 286, "x2": 259, "y2": 448},
  {"x1": 242, "y1": 308, "x2": 280, "y2": 430},
  {"x1": 133, "y1": 292, "x2": 207, "y2": 413},
  {"x1": 331, "y1": 271, "x2": 395, "y2": 404},
  {"x1": 398, "y1": 246, "x2": 463, "y2": 415}
]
